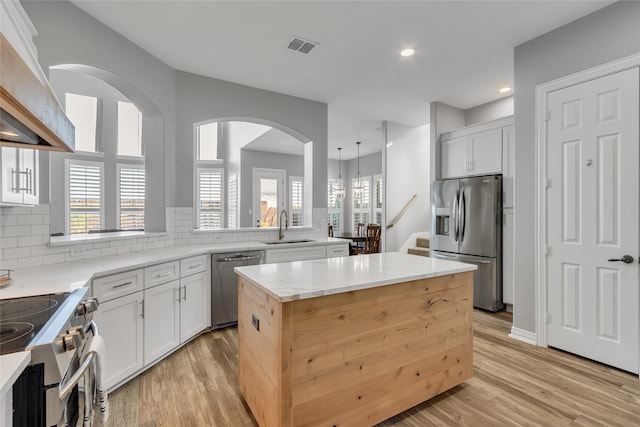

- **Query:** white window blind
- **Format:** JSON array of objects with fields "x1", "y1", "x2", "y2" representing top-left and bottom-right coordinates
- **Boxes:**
[
  {"x1": 327, "y1": 179, "x2": 343, "y2": 234},
  {"x1": 289, "y1": 176, "x2": 304, "y2": 226},
  {"x1": 352, "y1": 177, "x2": 371, "y2": 232},
  {"x1": 118, "y1": 165, "x2": 145, "y2": 230},
  {"x1": 374, "y1": 174, "x2": 383, "y2": 225},
  {"x1": 197, "y1": 168, "x2": 224, "y2": 229},
  {"x1": 67, "y1": 162, "x2": 103, "y2": 234},
  {"x1": 227, "y1": 174, "x2": 237, "y2": 229}
]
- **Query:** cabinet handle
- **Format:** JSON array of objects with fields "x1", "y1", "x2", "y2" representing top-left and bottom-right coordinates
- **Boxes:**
[
  {"x1": 183, "y1": 285, "x2": 187, "y2": 301},
  {"x1": 176, "y1": 286, "x2": 181, "y2": 302},
  {"x1": 156, "y1": 271, "x2": 172, "y2": 278},
  {"x1": 11, "y1": 169, "x2": 32, "y2": 193},
  {"x1": 469, "y1": 160, "x2": 473, "y2": 171},
  {"x1": 112, "y1": 281, "x2": 133, "y2": 289},
  {"x1": 140, "y1": 300, "x2": 145, "y2": 319}
]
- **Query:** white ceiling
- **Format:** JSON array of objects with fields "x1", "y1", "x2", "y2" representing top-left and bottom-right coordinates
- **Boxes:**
[{"x1": 70, "y1": 0, "x2": 613, "y2": 159}]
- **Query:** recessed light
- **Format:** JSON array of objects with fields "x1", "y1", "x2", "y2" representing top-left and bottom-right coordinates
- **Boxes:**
[
  {"x1": 400, "y1": 48, "x2": 415, "y2": 57},
  {"x1": 0, "y1": 130, "x2": 19, "y2": 137},
  {"x1": 498, "y1": 87, "x2": 512, "y2": 94}
]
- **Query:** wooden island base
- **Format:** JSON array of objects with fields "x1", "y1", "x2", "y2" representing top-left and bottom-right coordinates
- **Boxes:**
[{"x1": 238, "y1": 271, "x2": 474, "y2": 427}]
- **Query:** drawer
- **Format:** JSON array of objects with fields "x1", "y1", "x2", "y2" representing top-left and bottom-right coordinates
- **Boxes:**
[
  {"x1": 327, "y1": 244, "x2": 349, "y2": 258},
  {"x1": 144, "y1": 261, "x2": 180, "y2": 288},
  {"x1": 265, "y1": 246, "x2": 326, "y2": 264},
  {"x1": 180, "y1": 255, "x2": 207, "y2": 276},
  {"x1": 93, "y1": 269, "x2": 144, "y2": 302}
]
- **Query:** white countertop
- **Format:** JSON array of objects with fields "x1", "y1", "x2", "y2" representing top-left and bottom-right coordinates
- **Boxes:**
[
  {"x1": 234, "y1": 251, "x2": 477, "y2": 302},
  {"x1": 0, "y1": 238, "x2": 348, "y2": 299},
  {"x1": 0, "y1": 351, "x2": 30, "y2": 397}
]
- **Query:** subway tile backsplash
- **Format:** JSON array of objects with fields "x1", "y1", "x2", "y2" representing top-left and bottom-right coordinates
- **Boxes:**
[{"x1": 0, "y1": 205, "x2": 328, "y2": 271}]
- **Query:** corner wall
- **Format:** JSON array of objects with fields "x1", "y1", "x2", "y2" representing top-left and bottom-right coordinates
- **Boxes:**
[{"x1": 513, "y1": 1, "x2": 640, "y2": 334}]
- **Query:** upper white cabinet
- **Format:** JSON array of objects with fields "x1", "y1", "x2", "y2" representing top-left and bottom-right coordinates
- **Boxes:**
[
  {"x1": 440, "y1": 116, "x2": 513, "y2": 181},
  {"x1": 0, "y1": 147, "x2": 39, "y2": 206}
]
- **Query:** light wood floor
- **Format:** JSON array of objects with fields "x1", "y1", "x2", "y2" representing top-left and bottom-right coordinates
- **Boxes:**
[{"x1": 98, "y1": 311, "x2": 640, "y2": 427}]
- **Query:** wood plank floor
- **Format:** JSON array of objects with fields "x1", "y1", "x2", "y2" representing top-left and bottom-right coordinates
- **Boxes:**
[{"x1": 97, "y1": 311, "x2": 640, "y2": 427}]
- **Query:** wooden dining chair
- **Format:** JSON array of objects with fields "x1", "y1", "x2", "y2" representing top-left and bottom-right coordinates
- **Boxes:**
[
  {"x1": 353, "y1": 223, "x2": 366, "y2": 251},
  {"x1": 355, "y1": 224, "x2": 381, "y2": 254}
]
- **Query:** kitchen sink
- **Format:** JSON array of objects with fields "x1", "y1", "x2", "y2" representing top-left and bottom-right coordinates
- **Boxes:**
[{"x1": 262, "y1": 239, "x2": 315, "y2": 245}]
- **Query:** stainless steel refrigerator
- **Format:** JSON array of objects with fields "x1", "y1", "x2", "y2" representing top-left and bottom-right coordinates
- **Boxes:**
[{"x1": 431, "y1": 175, "x2": 504, "y2": 311}]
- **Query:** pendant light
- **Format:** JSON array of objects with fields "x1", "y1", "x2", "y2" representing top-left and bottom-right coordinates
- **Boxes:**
[
  {"x1": 335, "y1": 147, "x2": 345, "y2": 203},
  {"x1": 353, "y1": 141, "x2": 364, "y2": 202}
]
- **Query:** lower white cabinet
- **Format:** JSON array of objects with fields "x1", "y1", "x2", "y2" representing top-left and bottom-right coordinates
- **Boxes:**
[
  {"x1": 94, "y1": 291, "x2": 144, "y2": 389},
  {"x1": 265, "y1": 245, "x2": 326, "y2": 263},
  {"x1": 503, "y1": 208, "x2": 514, "y2": 306},
  {"x1": 144, "y1": 280, "x2": 180, "y2": 365},
  {"x1": 179, "y1": 272, "x2": 208, "y2": 342}
]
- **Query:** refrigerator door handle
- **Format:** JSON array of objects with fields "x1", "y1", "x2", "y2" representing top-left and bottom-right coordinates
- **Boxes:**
[
  {"x1": 452, "y1": 193, "x2": 459, "y2": 242},
  {"x1": 459, "y1": 191, "x2": 466, "y2": 242},
  {"x1": 432, "y1": 251, "x2": 493, "y2": 264}
]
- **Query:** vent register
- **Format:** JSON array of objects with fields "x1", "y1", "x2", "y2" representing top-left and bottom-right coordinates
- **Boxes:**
[{"x1": 287, "y1": 37, "x2": 318, "y2": 54}]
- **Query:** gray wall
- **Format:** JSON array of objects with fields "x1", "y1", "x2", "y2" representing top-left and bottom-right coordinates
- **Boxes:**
[
  {"x1": 343, "y1": 151, "x2": 383, "y2": 233},
  {"x1": 513, "y1": 1, "x2": 640, "y2": 333},
  {"x1": 239, "y1": 150, "x2": 304, "y2": 227},
  {"x1": 175, "y1": 71, "x2": 328, "y2": 210},
  {"x1": 22, "y1": 0, "x2": 176, "y2": 232},
  {"x1": 385, "y1": 122, "x2": 430, "y2": 251},
  {"x1": 465, "y1": 96, "x2": 513, "y2": 126}
]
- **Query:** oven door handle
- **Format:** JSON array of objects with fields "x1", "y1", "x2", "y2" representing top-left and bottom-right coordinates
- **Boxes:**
[{"x1": 59, "y1": 350, "x2": 96, "y2": 400}]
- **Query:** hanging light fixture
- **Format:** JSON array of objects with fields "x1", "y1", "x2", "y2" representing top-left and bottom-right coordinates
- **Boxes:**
[
  {"x1": 335, "y1": 147, "x2": 345, "y2": 203},
  {"x1": 353, "y1": 141, "x2": 364, "y2": 202}
]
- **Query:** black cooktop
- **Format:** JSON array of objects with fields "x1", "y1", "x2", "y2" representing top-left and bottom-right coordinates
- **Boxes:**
[{"x1": 0, "y1": 293, "x2": 70, "y2": 355}]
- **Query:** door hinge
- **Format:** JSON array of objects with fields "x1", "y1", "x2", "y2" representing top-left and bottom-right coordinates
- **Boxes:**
[{"x1": 545, "y1": 178, "x2": 551, "y2": 189}]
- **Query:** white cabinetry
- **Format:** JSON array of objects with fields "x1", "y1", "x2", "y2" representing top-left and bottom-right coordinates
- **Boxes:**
[
  {"x1": 265, "y1": 245, "x2": 327, "y2": 264},
  {"x1": 94, "y1": 291, "x2": 144, "y2": 388},
  {"x1": 440, "y1": 116, "x2": 513, "y2": 180},
  {"x1": 503, "y1": 208, "x2": 514, "y2": 306},
  {"x1": 93, "y1": 254, "x2": 210, "y2": 391},
  {"x1": 0, "y1": 147, "x2": 39, "y2": 206},
  {"x1": 327, "y1": 244, "x2": 349, "y2": 258}
]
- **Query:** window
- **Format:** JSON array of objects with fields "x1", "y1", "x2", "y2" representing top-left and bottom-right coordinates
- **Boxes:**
[
  {"x1": 117, "y1": 101, "x2": 143, "y2": 157},
  {"x1": 352, "y1": 176, "x2": 371, "y2": 232},
  {"x1": 253, "y1": 168, "x2": 285, "y2": 227},
  {"x1": 117, "y1": 165, "x2": 145, "y2": 230},
  {"x1": 289, "y1": 176, "x2": 304, "y2": 226},
  {"x1": 66, "y1": 160, "x2": 104, "y2": 234},
  {"x1": 374, "y1": 174, "x2": 383, "y2": 225},
  {"x1": 327, "y1": 179, "x2": 343, "y2": 234},
  {"x1": 197, "y1": 168, "x2": 224, "y2": 229},
  {"x1": 197, "y1": 122, "x2": 220, "y2": 161},
  {"x1": 65, "y1": 93, "x2": 99, "y2": 153}
]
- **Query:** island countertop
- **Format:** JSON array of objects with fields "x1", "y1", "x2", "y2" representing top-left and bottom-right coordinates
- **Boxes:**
[{"x1": 234, "y1": 251, "x2": 476, "y2": 302}]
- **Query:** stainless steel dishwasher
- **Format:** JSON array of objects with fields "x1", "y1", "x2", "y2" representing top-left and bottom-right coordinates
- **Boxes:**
[{"x1": 211, "y1": 251, "x2": 264, "y2": 329}]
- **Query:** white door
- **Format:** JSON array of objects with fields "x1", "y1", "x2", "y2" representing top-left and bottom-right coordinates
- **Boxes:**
[
  {"x1": 253, "y1": 168, "x2": 285, "y2": 227},
  {"x1": 547, "y1": 67, "x2": 639, "y2": 374}
]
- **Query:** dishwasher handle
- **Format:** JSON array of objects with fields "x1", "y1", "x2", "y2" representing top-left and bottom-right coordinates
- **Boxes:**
[{"x1": 217, "y1": 254, "x2": 263, "y2": 262}]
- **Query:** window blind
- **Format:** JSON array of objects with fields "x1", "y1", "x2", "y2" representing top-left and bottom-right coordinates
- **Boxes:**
[
  {"x1": 227, "y1": 174, "x2": 237, "y2": 229},
  {"x1": 290, "y1": 177, "x2": 304, "y2": 226},
  {"x1": 198, "y1": 169, "x2": 223, "y2": 229},
  {"x1": 119, "y1": 166, "x2": 145, "y2": 230},
  {"x1": 327, "y1": 179, "x2": 343, "y2": 233},
  {"x1": 68, "y1": 163, "x2": 102, "y2": 234}
]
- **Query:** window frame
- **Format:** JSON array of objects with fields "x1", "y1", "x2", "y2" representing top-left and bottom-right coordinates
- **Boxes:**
[{"x1": 64, "y1": 92, "x2": 103, "y2": 154}]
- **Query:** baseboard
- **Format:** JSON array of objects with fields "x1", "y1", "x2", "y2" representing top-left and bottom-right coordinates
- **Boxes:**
[{"x1": 509, "y1": 326, "x2": 537, "y2": 346}]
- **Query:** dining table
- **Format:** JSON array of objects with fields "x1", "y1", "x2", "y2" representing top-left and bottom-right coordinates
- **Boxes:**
[{"x1": 337, "y1": 232, "x2": 366, "y2": 254}]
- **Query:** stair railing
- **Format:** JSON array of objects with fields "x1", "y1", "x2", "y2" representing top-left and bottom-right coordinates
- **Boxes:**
[{"x1": 386, "y1": 193, "x2": 418, "y2": 229}]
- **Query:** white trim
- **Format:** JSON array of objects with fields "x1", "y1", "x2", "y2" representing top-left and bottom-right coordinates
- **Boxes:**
[
  {"x1": 534, "y1": 53, "x2": 640, "y2": 348},
  {"x1": 509, "y1": 327, "x2": 537, "y2": 346}
]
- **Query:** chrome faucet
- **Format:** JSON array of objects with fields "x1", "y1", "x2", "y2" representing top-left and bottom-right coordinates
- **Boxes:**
[{"x1": 279, "y1": 209, "x2": 288, "y2": 240}]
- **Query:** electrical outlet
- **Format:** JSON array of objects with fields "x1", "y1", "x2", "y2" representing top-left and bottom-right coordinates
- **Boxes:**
[
  {"x1": 70, "y1": 248, "x2": 85, "y2": 257},
  {"x1": 251, "y1": 314, "x2": 260, "y2": 331}
]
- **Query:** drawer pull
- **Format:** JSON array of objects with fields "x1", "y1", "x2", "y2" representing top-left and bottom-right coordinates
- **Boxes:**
[
  {"x1": 112, "y1": 281, "x2": 133, "y2": 288},
  {"x1": 188, "y1": 264, "x2": 199, "y2": 270},
  {"x1": 156, "y1": 271, "x2": 173, "y2": 278}
]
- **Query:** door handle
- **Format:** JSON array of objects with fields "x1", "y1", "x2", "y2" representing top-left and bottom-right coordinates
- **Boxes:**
[
  {"x1": 607, "y1": 255, "x2": 634, "y2": 264},
  {"x1": 459, "y1": 192, "x2": 466, "y2": 242}
]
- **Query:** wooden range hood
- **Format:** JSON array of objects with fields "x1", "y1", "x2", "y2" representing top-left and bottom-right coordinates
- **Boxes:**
[{"x1": 0, "y1": 33, "x2": 74, "y2": 152}]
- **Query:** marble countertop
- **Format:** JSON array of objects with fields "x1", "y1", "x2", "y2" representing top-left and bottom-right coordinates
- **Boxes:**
[
  {"x1": 0, "y1": 238, "x2": 349, "y2": 299},
  {"x1": 234, "y1": 251, "x2": 477, "y2": 302},
  {"x1": 0, "y1": 352, "x2": 30, "y2": 397}
]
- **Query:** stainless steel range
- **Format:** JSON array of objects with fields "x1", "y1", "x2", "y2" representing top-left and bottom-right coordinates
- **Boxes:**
[{"x1": 0, "y1": 288, "x2": 99, "y2": 427}]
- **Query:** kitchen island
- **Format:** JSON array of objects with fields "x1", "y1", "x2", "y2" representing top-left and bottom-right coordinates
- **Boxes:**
[{"x1": 234, "y1": 252, "x2": 476, "y2": 427}]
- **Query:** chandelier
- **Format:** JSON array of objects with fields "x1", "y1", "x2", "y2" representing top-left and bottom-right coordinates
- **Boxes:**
[
  {"x1": 353, "y1": 141, "x2": 364, "y2": 202},
  {"x1": 335, "y1": 147, "x2": 345, "y2": 203}
]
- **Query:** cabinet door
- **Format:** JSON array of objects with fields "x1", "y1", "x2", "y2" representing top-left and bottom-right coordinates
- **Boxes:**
[
  {"x1": 502, "y1": 125, "x2": 515, "y2": 207},
  {"x1": 179, "y1": 272, "x2": 209, "y2": 343},
  {"x1": 0, "y1": 147, "x2": 23, "y2": 205},
  {"x1": 469, "y1": 129, "x2": 502, "y2": 175},
  {"x1": 19, "y1": 148, "x2": 38, "y2": 205},
  {"x1": 144, "y1": 280, "x2": 180, "y2": 365},
  {"x1": 94, "y1": 291, "x2": 144, "y2": 390},
  {"x1": 502, "y1": 208, "x2": 514, "y2": 305},
  {"x1": 440, "y1": 136, "x2": 468, "y2": 179}
]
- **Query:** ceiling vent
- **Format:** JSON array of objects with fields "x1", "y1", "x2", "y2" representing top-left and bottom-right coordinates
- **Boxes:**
[{"x1": 287, "y1": 37, "x2": 317, "y2": 54}]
